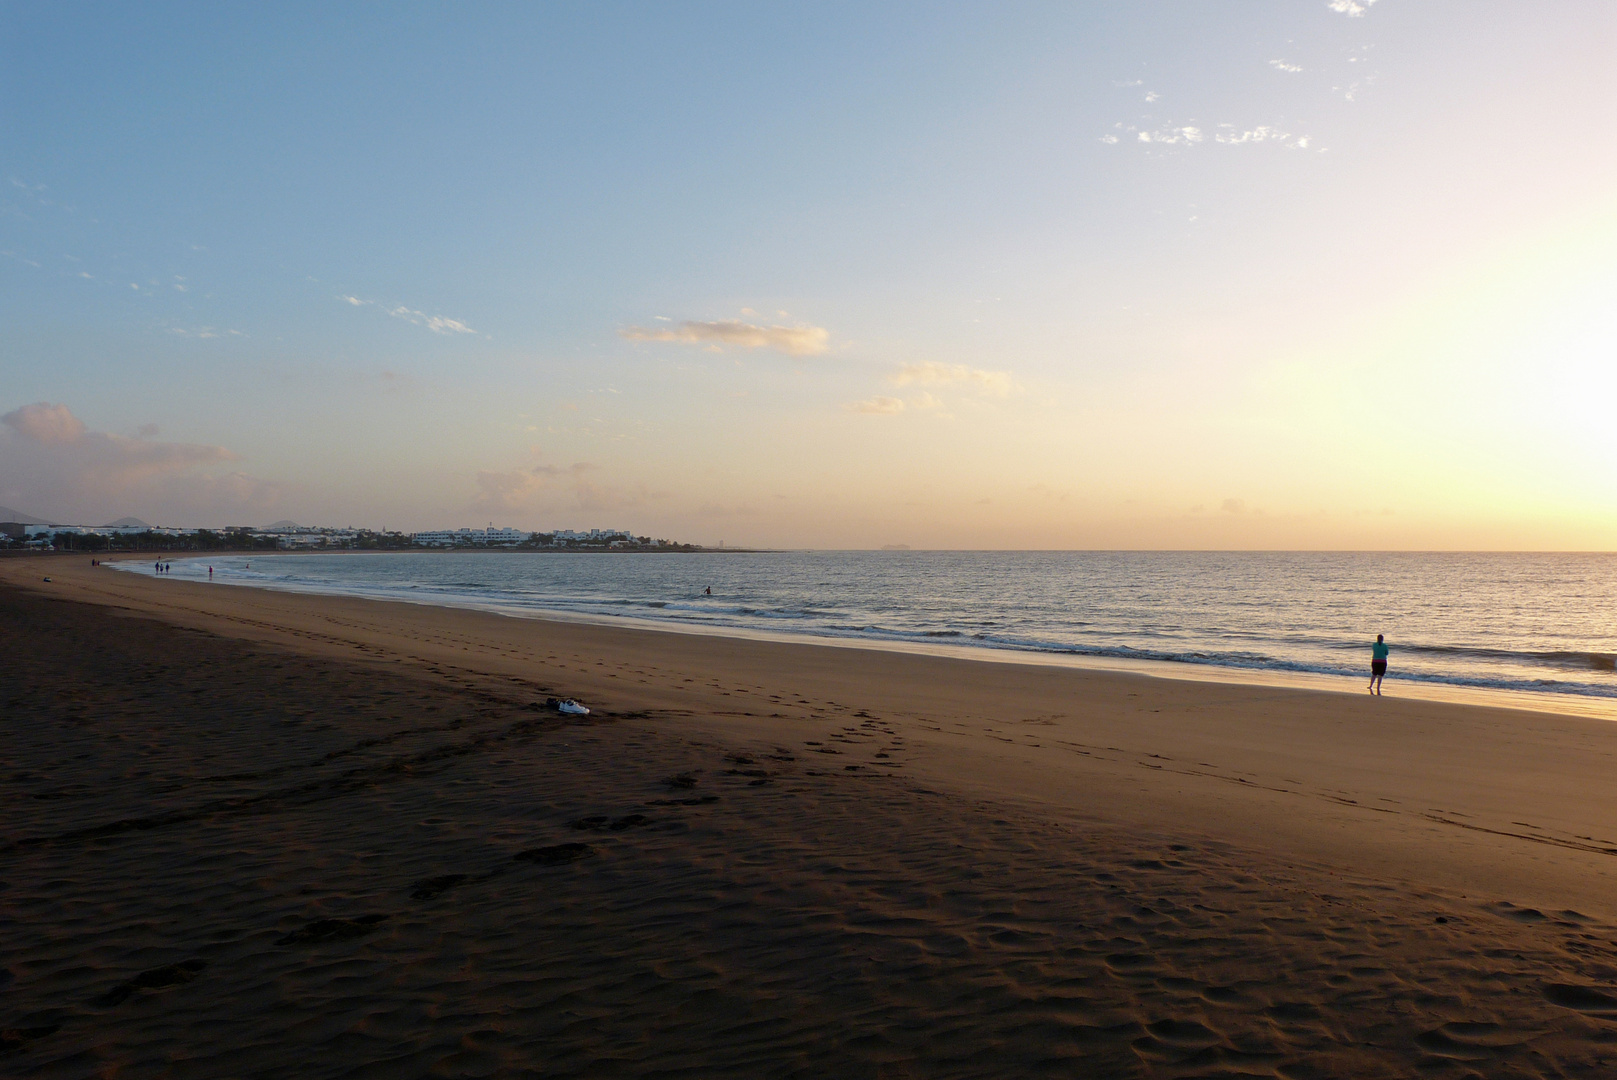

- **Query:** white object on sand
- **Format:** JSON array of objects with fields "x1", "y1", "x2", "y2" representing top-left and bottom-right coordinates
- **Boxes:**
[{"x1": 557, "y1": 699, "x2": 590, "y2": 716}]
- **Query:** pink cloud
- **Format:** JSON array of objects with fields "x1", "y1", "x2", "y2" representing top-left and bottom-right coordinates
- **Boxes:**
[
  {"x1": 3, "y1": 402, "x2": 86, "y2": 444},
  {"x1": 0, "y1": 402, "x2": 283, "y2": 525}
]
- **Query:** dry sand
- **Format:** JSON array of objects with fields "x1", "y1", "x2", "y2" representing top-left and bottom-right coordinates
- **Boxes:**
[{"x1": 6, "y1": 555, "x2": 1617, "y2": 1078}]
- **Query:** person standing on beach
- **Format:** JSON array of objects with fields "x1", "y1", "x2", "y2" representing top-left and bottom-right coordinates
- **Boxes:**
[{"x1": 1369, "y1": 634, "x2": 1389, "y2": 695}]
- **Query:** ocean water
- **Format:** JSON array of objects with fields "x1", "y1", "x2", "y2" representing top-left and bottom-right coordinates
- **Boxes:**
[{"x1": 121, "y1": 551, "x2": 1617, "y2": 711}]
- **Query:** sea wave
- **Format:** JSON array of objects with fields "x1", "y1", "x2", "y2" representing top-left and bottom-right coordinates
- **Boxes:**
[
  {"x1": 1391, "y1": 642, "x2": 1617, "y2": 672},
  {"x1": 108, "y1": 552, "x2": 1617, "y2": 704}
]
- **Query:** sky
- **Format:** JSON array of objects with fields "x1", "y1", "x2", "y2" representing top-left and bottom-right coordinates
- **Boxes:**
[{"x1": 2, "y1": 1, "x2": 1614, "y2": 549}]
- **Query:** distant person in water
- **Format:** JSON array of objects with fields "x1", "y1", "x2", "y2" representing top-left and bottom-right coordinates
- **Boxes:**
[
  {"x1": 1369, "y1": 634, "x2": 1389, "y2": 695},
  {"x1": 705, "y1": 586, "x2": 711, "y2": 595}
]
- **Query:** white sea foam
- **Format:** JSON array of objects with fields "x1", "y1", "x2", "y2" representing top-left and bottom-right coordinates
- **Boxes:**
[{"x1": 115, "y1": 550, "x2": 1617, "y2": 712}]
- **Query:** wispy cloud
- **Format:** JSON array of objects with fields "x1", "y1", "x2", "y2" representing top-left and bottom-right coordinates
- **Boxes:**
[
  {"x1": 1137, "y1": 126, "x2": 1204, "y2": 146},
  {"x1": 470, "y1": 460, "x2": 660, "y2": 515},
  {"x1": 621, "y1": 318, "x2": 830, "y2": 357},
  {"x1": 1327, "y1": 0, "x2": 1378, "y2": 15},
  {"x1": 888, "y1": 361, "x2": 1017, "y2": 396},
  {"x1": 338, "y1": 294, "x2": 476, "y2": 335},
  {"x1": 471, "y1": 462, "x2": 592, "y2": 513},
  {"x1": 1269, "y1": 60, "x2": 1303, "y2": 73},
  {"x1": 1334, "y1": 71, "x2": 1376, "y2": 102},
  {"x1": 1214, "y1": 125, "x2": 1309, "y2": 148},
  {"x1": 165, "y1": 325, "x2": 245, "y2": 339},
  {"x1": 1114, "y1": 121, "x2": 1314, "y2": 150},
  {"x1": 388, "y1": 306, "x2": 475, "y2": 334},
  {"x1": 844, "y1": 396, "x2": 905, "y2": 415}
]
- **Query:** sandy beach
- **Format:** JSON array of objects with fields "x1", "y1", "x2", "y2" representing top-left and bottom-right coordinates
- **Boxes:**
[{"x1": 7, "y1": 555, "x2": 1617, "y2": 1077}]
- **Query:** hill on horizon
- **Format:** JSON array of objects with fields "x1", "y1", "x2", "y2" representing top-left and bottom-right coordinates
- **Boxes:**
[
  {"x1": 264, "y1": 520, "x2": 300, "y2": 529},
  {"x1": 101, "y1": 517, "x2": 151, "y2": 529},
  {"x1": 0, "y1": 505, "x2": 52, "y2": 525}
]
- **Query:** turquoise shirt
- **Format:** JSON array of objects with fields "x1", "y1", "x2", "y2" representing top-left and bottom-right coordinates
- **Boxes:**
[{"x1": 1372, "y1": 640, "x2": 1389, "y2": 660}]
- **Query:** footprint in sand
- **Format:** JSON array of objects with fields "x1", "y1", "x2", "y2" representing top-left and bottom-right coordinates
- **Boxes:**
[
  {"x1": 1104, "y1": 952, "x2": 1156, "y2": 974},
  {"x1": 1201, "y1": 985, "x2": 1247, "y2": 1004},
  {"x1": 512, "y1": 842, "x2": 595, "y2": 865},
  {"x1": 278, "y1": 914, "x2": 389, "y2": 945},
  {"x1": 1133, "y1": 1018, "x2": 1224, "y2": 1061},
  {"x1": 1415, "y1": 1021, "x2": 1538, "y2": 1059},
  {"x1": 0, "y1": 1024, "x2": 61, "y2": 1052},
  {"x1": 1265, "y1": 1001, "x2": 1321, "y2": 1022},
  {"x1": 1543, "y1": 983, "x2": 1617, "y2": 1016},
  {"x1": 1493, "y1": 902, "x2": 1548, "y2": 923},
  {"x1": 410, "y1": 874, "x2": 471, "y2": 901},
  {"x1": 647, "y1": 794, "x2": 720, "y2": 806},
  {"x1": 94, "y1": 958, "x2": 208, "y2": 1006}
]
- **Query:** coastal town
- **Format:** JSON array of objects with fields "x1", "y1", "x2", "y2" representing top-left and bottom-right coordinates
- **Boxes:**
[{"x1": 0, "y1": 508, "x2": 701, "y2": 553}]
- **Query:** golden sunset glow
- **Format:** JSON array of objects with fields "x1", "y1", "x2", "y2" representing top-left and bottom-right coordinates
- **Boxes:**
[{"x1": 3, "y1": 4, "x2": 1613, "y2": 548}]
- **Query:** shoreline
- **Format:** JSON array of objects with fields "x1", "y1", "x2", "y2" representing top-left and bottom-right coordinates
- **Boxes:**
[{"x1": 104, "y1": 549, "x2": 1617, "y2": 723}]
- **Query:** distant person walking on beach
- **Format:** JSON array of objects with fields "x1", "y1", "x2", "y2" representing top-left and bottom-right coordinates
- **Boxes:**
[{"x1": 1369, "y1": 634, "x2": 1389, "y2": 695}]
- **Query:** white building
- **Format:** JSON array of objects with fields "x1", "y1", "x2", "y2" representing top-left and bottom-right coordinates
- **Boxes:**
[
  {"x1": 412, "y1": 527, "x2": 529, "y2": 547},
  {"x1": 547, "y1": 528, "x2": 632, "y2": 542},
  {"x1": 412, "y1": 530, "x2": 460, "y2": 546}
]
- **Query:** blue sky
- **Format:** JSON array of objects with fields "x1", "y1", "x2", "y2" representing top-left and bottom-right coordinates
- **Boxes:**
[{"x1": 3, "y1": 2, "x2": 1614, "y2": 546}]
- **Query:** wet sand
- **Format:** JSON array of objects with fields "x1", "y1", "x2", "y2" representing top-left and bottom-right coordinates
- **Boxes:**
[{"x1": 6, "y1": 556, "x2": 1617, "y2": 1077}]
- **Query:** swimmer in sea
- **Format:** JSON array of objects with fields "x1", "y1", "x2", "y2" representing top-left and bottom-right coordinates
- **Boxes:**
[{"x1": 1369, "y1": 634, "x2": 1388, "y2": 695}]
